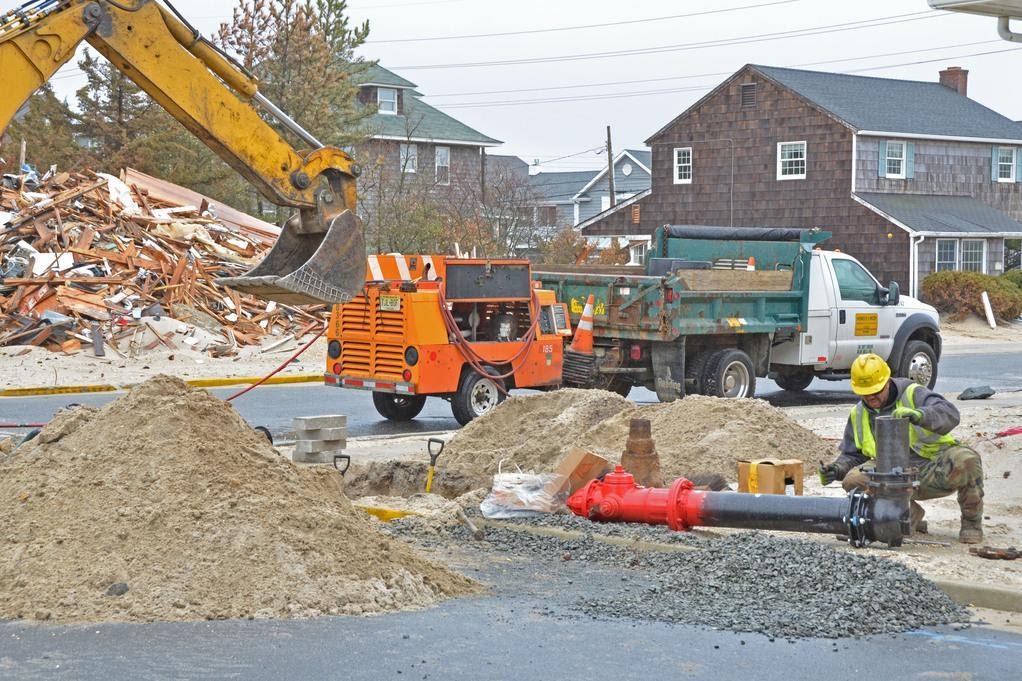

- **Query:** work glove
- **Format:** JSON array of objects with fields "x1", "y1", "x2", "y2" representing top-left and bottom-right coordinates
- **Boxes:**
[
  {"x1": 893, "y1": 405, "x2": 924, "y2": 424},
  {"x1": 818, "y1": 462, "x2": 842, "y2": 486}
]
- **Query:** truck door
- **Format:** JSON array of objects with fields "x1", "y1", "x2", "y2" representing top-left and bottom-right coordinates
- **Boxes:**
[
  {"x1": 828, "y1": 256, "x2": 897, "y2": 368},
  {"x1": 798, "y1": 252, "x2": 836, "y2": 366}
]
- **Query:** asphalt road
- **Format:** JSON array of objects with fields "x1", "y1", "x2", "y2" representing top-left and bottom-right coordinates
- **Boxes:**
[
  {"x1": 3, "y1": 350, "x2": 1021, "y2": 439},
  {"x1": 2, "y1": 544, "x2": 1020, "y2": 681}
]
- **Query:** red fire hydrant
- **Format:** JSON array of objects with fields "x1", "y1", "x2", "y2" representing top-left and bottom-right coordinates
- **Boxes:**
[{"x1": 567, "y1": 465, "x2": 705, "y2": 531}]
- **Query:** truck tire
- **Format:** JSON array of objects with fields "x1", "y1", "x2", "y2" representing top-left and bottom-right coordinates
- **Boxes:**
[
  {"x1": 896, "y1": 340, "x2": 938, "y2": 389},
  {"x1": 701, "y1": 348, "x2": 756, "y2": 398},
  {"x1": 372, "y1": 392, "x2": 427, "y2": 421},
  {"x1": 452, "y1": 368, "x2": 505, "y2": 426},
  {"x1": 774, "y1": 368, "x2": 814, "y2": 392},
  {"x1": 685, "y1": 350, "x2": 713, "y2": 395}
]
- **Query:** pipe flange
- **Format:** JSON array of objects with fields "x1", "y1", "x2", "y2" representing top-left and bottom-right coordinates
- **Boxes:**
[{"x1": 843, "y1": 490, "x2": 871, "y2": 548}]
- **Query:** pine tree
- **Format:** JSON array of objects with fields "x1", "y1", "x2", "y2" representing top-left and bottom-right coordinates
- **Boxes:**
[{"x1": 0, "y1": 85, "x2": 78, "y2": 172}]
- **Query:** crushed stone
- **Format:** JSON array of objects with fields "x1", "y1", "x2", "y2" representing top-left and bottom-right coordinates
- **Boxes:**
[{"x1": 0, "y1": 375, "x2": 477, "y2": 624}]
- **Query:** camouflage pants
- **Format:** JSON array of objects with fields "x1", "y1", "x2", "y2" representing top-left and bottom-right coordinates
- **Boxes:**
[{"x1": 841, "y1": 445, "x2": 984, "y2": 521}]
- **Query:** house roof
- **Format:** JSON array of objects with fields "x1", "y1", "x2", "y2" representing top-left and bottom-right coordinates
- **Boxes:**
[
  {"x1": 529, "y1": 170, "x2": 599, "y2": 203},
  {"x1": 357, "y1": 63, "x2": 418, "y2": 89},
  {"x1": 855, "y1": 192, "x2": 1022, "y2": 235},
  {"x1": 751, "y1": 65, "x2": 1022, "y2": 141},
  {"x1": 363, "y1": 93, "x2": 501, "y2": 147},
  {"x1": 487, "y1": 155, "x2": 530, "y2": 180},
  {"x1": 575, "y1": 149, "x2": 652, "y2": 198}
]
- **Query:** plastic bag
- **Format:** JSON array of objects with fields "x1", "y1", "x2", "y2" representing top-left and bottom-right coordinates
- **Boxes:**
[{"x1": 479, "y1": 471, "x2": 568, "y2": 519}]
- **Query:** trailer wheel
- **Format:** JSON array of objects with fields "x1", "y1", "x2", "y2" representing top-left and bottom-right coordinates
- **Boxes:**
[
  {"x1": 372, "y1": 392, "x2": 427, "y2": 421},
  {"x1": 774, "y1": 368, "x2": 814, "y2": 392},
  {"x1": 702, "y1": 349, "x2": 756, "y2": 398},
  {"x1": 451, "y1": 368, "x2": 505, "y2": 426},
  {"x1": 896, "y1": 340, "x2": 938, "y2": 389}
]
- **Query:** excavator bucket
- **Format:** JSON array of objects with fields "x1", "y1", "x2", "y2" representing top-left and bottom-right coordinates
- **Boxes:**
[{"x1": 219, "y1": 209, "x2": 366, "y2": 306}]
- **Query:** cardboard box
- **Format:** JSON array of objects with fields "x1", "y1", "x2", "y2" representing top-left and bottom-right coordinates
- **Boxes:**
[
  {"x1": 737, "y1": 459, "x2": 804, "y2": 496},
  {"x1": 544, "y1": 448, "x2": 612, "y2": 498}
]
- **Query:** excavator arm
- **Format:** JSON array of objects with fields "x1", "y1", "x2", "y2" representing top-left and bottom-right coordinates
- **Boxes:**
[{"x1": 0, "y1": 0, "x2": 366, "y2": 304}]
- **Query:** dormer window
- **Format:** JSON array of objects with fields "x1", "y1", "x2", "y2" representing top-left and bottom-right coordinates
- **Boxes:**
[{"x1": 377, "y1": 88, "x2": 397, "y2": 115}]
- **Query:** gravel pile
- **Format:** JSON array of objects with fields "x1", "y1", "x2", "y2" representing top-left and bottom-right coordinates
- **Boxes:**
[{"x1": 385, "y1": 514, "x2": 967, "y2": 639}]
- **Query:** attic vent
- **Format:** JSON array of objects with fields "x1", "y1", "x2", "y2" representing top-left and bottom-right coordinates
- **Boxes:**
[{"x1": 740, "y1": 83, "x2": 756, "y2": 108}]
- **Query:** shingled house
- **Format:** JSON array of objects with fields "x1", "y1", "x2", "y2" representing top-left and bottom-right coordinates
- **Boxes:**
[
  {"x1": 582, "y1": 64, "x2": 1022, "y2": 296},
  {"x1": 355, "y1": 64, "x2": 501, "y2": 201}
]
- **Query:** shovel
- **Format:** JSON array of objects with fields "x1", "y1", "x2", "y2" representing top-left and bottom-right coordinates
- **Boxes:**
[{"x1": 425, "y1": 437, "x2": 444, "y2": 493}]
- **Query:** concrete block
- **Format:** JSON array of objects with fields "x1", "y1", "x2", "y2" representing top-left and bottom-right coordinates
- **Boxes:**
[
  {"x1": 292, "y1": 448, "x2": 344, "y2": 464},
  {"x1": 293, "y1": 415, "x2": 347, "y2": 430},
  {"x1": 295, "y1": 438, "x2": 347, "y2": 454},
  {"x1": 295, "y1": 426, "x2": 348, "y2": 442}
]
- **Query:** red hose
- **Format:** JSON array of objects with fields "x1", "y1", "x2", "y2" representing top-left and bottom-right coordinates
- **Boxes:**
[{"x1": 224, "y1": 326, "x2": 326, "y2": 402}]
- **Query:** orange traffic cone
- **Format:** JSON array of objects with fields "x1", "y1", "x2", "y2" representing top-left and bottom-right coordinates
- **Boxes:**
[
  {"x1": 746, "y1": 256, "x2": 756, "y2": 271},
  {"x1": 569, "y1": 294, "x2": 595, "y2": 355}
]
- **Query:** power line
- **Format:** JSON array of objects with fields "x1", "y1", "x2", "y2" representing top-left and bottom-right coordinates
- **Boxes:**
[
  {"x1": 426, "y1": 40, "x2": 1002, "y2": 99},
  {"x1": 391, "y1": 11, "x2": 943, "y2": 70},
  {"x1": 366, "y1": 0, "x2": 798, "y2": 44},
  {"x1": 439, "y1": 45, "x2": 1022, "y2": 109}
]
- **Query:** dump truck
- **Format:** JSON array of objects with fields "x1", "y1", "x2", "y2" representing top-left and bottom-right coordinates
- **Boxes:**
[
  {"x1": 324, "y1": 255, "x2": 571, "y2": 424},
  {"x1": 1, "y1": 0, "x2": 365, "y2": 305},
  {"x1": 534, "y1": 225, "x2": 942, "y2": 400}
]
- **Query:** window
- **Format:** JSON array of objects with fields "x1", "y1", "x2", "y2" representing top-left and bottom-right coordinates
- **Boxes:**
[
  {"x1": 435, "y1": 146, "x2": 450, "y2": 185},
  {"x1": 998, "y1": 147, "x2": 1016, "y2": 182},
  {"x1": 399, "y1": 143, "x2": 417, "y2": 173},
  {"x1": 629, "y1": 242, "x2": 647, "y2": 266},
  {"x1": 621, "y1": 162, "x2": 633, "y2": 177},
  {"x1": 673, "y1": 147, "x2": 692, "y2": 184},
  {"x1": 601, "y1": 196, "x2": 610, "y2": 212},
  {"x1": 538, "y1": 206, "x2": 557, "y2": 226},
  {"x1": 1006, "y1": 238, "x2": 1022, "y2": 271},
  {"x1": 777, "y1": 141, "x2": 806, "y2": 180},
  {"x1": 936, "y1": 239, "x2": 957, "y2": 271},
  {"x1": 885, "y1": 141, "x2": 906, "y2": 179},
  {"x1": 832, "y1": 258, "x2": 879, "y2": 303},
  {"x1": 740, "y1": 83, "x2": 756, "y2": 108},
  {"x1": 962, "y1": 239, "x2": 985, "y2": 272},
  {"x1": 377, "y1": 88, "x2": 397, "y2": 114}
]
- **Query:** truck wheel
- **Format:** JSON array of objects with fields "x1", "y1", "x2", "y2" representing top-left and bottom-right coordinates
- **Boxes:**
[
  {"x1": 372, "y1": 392, "x2": 427, "y2": 421},
  {"x1": 896, "y1": 340, "x2": 938, "y2": 389},
  {"x1": 774, "y1": 368, "x2": 814, "y2": 392},
  {"x1": 451, "y1": 368, "x2": 505, "y2": 426},
  {"x1": 702, "y1": 349, "x2": 756, "y2": 398},
  {"x1": 685, "y1": 350, "x2": 713, "y2": 395}
]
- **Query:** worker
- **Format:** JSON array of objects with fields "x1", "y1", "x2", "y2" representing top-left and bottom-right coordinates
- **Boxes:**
[{"x1": 819, "y1": 353, "x2": 984, "y2": 544}]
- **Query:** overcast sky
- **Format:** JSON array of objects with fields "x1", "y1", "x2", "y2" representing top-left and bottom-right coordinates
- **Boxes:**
[{"x1": 5, "y1": 0, "x2": 1022, "y2": 173}]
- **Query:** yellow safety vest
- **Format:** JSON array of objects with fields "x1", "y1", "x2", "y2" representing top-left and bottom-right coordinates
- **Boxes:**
[{"x1": 849, "y1": 383, "x2": 957, "y2": 460}]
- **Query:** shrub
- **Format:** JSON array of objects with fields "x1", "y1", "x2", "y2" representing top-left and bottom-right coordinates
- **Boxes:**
[
  {"x1": 1000, "y1": 269, "x2": 1022, "y2": 289},
  {"x1": 920, "y1": 271, "x2": 1022, "y2": 321}
]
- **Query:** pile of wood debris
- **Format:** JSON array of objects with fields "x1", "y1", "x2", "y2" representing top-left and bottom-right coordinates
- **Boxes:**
[{"x1": 0, "y1": 168, "x2": 325, "y2": 357}]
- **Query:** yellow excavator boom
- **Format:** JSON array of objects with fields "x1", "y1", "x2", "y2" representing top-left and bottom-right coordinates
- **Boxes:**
[{"x1": 0, "y1": 0, "x2": 366, "y2": 304}]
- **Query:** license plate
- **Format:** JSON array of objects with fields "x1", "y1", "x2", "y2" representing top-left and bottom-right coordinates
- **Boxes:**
[{"x1": 379, "y1": 295, "x2": 401, "y2": 312}]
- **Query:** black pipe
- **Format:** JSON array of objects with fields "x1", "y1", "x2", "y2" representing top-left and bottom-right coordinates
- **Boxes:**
[{"x1": 698, "y1": 493, "x2": 850, "y2": 535}]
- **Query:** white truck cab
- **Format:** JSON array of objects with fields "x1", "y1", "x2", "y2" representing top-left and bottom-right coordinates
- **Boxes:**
[{"x1": 769, "y1": 250, "x2": 941, "y2": 392}]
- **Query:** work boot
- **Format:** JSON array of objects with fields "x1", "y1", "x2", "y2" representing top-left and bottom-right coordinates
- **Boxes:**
[
  {"x1": 910, "y1": 501, "x2": 928, "y2": 534},
  {"x1": 959, "y1": 517, "x2": 983, "y2": 544}
]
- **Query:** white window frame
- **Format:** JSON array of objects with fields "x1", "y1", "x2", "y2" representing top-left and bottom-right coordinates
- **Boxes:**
[
  {"x1": 997, "y1": 147, "x2": 1016, "y2": 183},
  {"x1": 399, "y1": 143, "x2": 417, "y2": 173},
  {"x1": 935, "y1": 239, "x2": 958, "y2": 272},
  {"x1": 435, "y1": 146, "x2": 450, "y2": 186},
  {"x1": 885, "y1": 140, "x2": 906, "y2": 179},
  {"x1": 377, "y1": 88, "x2": 397, "y2": 115},
  {"x1": 600, "y1": 196, "x2": 611, "y2": 212},
  {"x1": 629, "y1": 241, "x2": 648, "y2": 266},
  {"x1": 776, "y1": 141, "x2": 807, "y2": 180},
  {"x1": 961, "y1": 238, "x2": 986, "y2": 273},
  {"x1": 673, "y1": 147, "x2": 692, "y2": 185}
]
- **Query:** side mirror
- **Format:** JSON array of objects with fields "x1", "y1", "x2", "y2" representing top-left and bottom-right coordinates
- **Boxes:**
[{"x1": 882, "y1": 281, "x2": 901, "y2": 306}]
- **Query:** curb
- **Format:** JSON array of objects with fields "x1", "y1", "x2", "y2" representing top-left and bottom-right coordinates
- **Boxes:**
[
  {"x1": 0, "y1": 374, "x2": 322, "y2": 398},
  {"x1": 932, "y1": 579, "x2": 1022, "y2": 613}
]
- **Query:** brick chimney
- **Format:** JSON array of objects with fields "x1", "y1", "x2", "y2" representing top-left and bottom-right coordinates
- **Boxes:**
[{"x1": 939, "y1": 66, "x2": 969, "y2": 96}]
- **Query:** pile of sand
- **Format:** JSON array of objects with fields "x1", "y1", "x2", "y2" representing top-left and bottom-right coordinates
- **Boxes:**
[
  {"x1": 0, "y1": 375, "x2": 476, "y2": 624},
  {"x1": 442, "y1": 390, "x2": 833, "y2": 484}
]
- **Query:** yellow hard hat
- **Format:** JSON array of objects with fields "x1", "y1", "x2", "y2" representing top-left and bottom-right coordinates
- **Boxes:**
[{"x1": 850, "y1": 353, "x2": 891, "y2": 396}]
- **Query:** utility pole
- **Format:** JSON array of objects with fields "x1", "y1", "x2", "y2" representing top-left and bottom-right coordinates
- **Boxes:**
[
  {"x1": 19, "y1": 139, "x2": 27, "y2": 170},
  {"x1": 480, "y1": 148, "x2": 487, "y2": 205},
  {"x1": 606, "y1": 126, "x2": 616, "y2": 207}
]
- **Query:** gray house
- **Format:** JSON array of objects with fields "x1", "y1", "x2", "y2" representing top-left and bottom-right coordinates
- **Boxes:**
[
  {"x1": 529, "y1": 149, "x2": 652, "y2": 231},
  {"x1": 583, "y1": 64, "x2": 1022, "y2": 296}
]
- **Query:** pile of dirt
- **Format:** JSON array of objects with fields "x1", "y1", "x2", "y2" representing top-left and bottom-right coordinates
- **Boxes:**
[
  {"x1": 440, "y1": 390, "x2": 832, "y2": 485},
  {"x1": 577, "y1": 395, "x2": 835, "y2": 481},
  {"x1": 0, "y1": 375, "x2": 477, "y2": 624},
  {"x1": 442, "y1": 388, "x2": 632, "y2": 480}
]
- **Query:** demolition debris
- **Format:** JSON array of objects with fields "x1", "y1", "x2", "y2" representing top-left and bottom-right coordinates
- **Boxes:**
[{"x1": 0, "y1": 169, "x2": 325, "y2": 357}]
